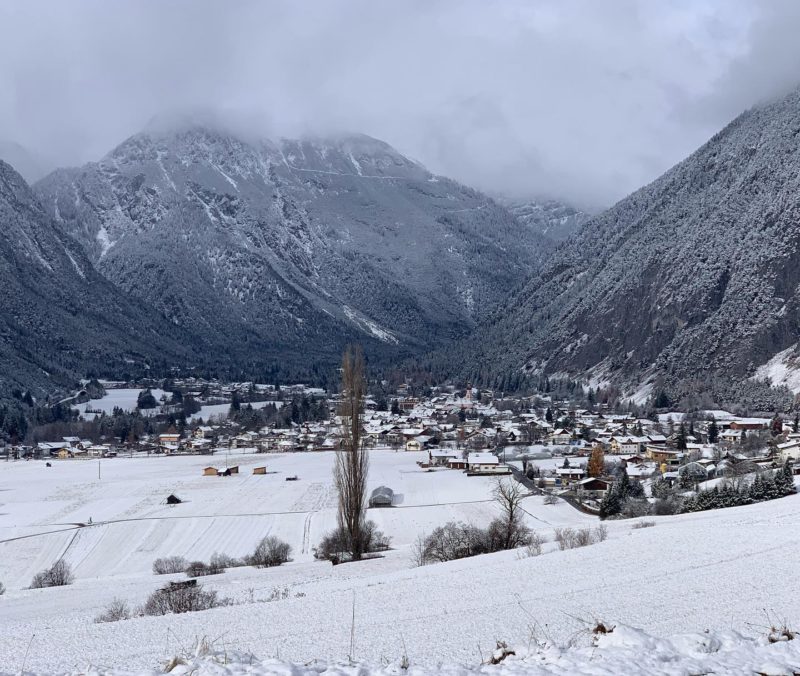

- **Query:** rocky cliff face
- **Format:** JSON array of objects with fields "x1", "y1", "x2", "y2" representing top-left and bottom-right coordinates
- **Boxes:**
[
  {"x1": 466, "y1": 88, "x2": 800, "y2": 408},
  {"x1": 36, "y1": 127, "x2": 551, "y2": 371}
]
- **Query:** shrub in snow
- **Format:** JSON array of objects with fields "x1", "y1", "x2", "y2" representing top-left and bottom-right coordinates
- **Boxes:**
[
  {"x1": 554, "y1": 526, "x2": 607, "y2": 550},
  {"x1": 0, "y1": 581, "x2": 5, "y2": 595},
  {"x1": 543, "y1": 492, "x2": 560, "y2": 505},
  {"x1": 620, "y1": 498, "x2": 650, "y2": 518},
  {"x1": 523, "y1": 532, "x2": 545, "y2": 557},
  {"x1": 185, "y1": 561, "x2": 213, "y2": 578},
  {"x1": 94, "y1": 598, "x2": 131, "y2": 623},
  {"x1": 416, "y1": 521, "x2": 496, "y2": 564},
  {"x1": 631, "y1": 520, "x2": 656, "y2": 529},
  {"x1": 30, "y1": 560, "x2": 74, "y2": 588},
  {"x1": 209, "y1": 552, "x2": 242, "y2": 571},
  {"x1": 249, "y1": 535, "x2": 292, "y2": 568},
  {"x1": 653, "y1": 496, "x2": 682, "y2": 515},
  {"x1": 152, "y1": 556, "x2": 188, "y2": 575},
  {"x1": 141, "y1": 582, "x2": 226, "y2": 616},
  {"x1": 315, "y1": 521, "x2": 389, "y2": 564}
]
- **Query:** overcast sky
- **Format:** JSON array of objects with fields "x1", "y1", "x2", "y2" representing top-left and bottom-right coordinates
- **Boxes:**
[{"x1": 1, "y1": 0, "x2": 800, "y2": 208}]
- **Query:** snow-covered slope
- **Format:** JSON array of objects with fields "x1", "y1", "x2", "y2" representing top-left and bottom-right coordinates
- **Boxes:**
[
  {"x1": 465, "y1": 86, "x2": 800, "y2": 408},
  {"x1": 503, "y1": 198, "x2": 590, "y2": 243},
  {"x1": 1, "y1": 451, "x2": 799, "y2": 674},
  {"x1": 35, "y1": 128, "x2": 551, "y2": 372}
]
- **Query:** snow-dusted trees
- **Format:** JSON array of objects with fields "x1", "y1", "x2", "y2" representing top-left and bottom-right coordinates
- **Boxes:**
[
  {"x1": 249, "y1": 536, "x2": 292, "y2": 568},
  {"x1": 30, "y1": 559, "x2": 74, "y2": 588}
]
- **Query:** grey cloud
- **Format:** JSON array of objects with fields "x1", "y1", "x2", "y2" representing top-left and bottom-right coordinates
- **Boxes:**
[{"x1": 0, "y1": 0, "x2": 797, "y2": 208}]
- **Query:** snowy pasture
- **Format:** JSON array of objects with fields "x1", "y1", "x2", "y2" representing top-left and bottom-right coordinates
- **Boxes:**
[
  {"x1": 1, "y1": 451, "x2": 799, "y2": 674},
  {"x1": 71, "y1": 388, "x2": 168, "y2": 420}
]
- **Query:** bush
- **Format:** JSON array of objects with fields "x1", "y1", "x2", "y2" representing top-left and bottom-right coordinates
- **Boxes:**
[
  {"x1": 554, "y1": 527, "x2": 576, "y2": 550},
  {"x1": 315, "y1": 521, "x2": 389, "y2": 564},
  {"x1": 620, "y1": 499, "x2": 651, "y2": 519},
  {"x1": 416, "y1": 522, "x2": 490, "y2": 564},
  {"x1": 30, "y1": 560, "x2": 74, "y2": 588},
  {"x1": 209, "y1": 552, "x2": 241, "y2": 572},
  {"x1": 141, "y1": 582, "x2": 226, "y2": 616},
  {"x1": 0, "y1": 581, "x2": 5, "y2": 595},
  {"x1": 249, "y1": 536, "x2": 292, "y2": 568},
  {"x1": 573, "y1": 528, "x2": 593, "y2": 547},
  {"x1": 94, "y1": 598, "x2": 131, "y2": 623},
  {"x1": 152, "y1": 556, "x2": 188, "y2": 575},
  {"x1": 543, "y1": 493, "x2": 560, "y2": 505},
  {"x1": 185, "y1": 561, "x2": 213, "y2": 578},
  {"x1": 554, "y1": 526, "x2": 607, "y2": 550},
  {"x1": 524, "y1": 532, "x2": 545, "y2": 557},
  {"x1": 631, "y1": 520, "x2": 656, "y2": 529},
  {"x1": 652, "y1": 497, "x2": 682, "y2": 515}
]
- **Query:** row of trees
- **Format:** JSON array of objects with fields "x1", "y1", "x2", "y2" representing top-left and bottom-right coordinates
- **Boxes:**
[{"x1": 680, "y1": 461, "x2": 796, "y2": 513}]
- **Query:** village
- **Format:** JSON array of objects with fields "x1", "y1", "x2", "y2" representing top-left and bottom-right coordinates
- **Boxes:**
[{"x1": 5, "y1": 378, "x2": 800, "y2": 513}]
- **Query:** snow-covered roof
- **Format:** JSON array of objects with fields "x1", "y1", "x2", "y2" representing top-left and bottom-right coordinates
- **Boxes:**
[{"x1": 467, "y1": 452, "x2": 499, "y2": 465}]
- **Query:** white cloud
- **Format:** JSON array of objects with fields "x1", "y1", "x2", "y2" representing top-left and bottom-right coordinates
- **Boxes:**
[{"x1": 0, "y1": 0, "x2": 796, "y2": 208}]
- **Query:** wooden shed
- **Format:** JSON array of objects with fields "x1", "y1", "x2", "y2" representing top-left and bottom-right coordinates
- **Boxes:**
[
  {"x1": 253, "y1": 466, "x2": 267, "y2": 475},
  {"x1": 203, "y1": 467, "x2": 218, "y2": 476},
  {"x1": 228, "y1": 465, "x2": 239, "y2": 474}
]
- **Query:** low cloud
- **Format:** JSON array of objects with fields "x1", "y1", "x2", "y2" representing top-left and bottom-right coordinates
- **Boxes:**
[{"x1": 1, "y1": 1, "x2": 798, "y2": 208}]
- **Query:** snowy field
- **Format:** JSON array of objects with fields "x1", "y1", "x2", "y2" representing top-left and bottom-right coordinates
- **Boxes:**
[
  {"x1": 188, "y1": 399, "x2": 281, "y2": 423},
  {"x1": 71, "y1": 388, "x2": 167, "y2": 419},
  {"x1": 1, "y1": 450, "x2": 799, "y2": 674}
]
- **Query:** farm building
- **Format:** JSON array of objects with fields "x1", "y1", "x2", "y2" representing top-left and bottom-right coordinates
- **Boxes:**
[
  {"x1": 466, "y1": 452, "x2": 510, "y2": 475},
  {"x1": 253, "y1": 466, "x2": 267, "y2": 475},
  {"x1": 202, "y1": 467, "x2": 218, "y2": 476},
  {"x1": 575, "y1": 477, "x2": 613, "y2": 497},
  {"x1": 430, "y1": 449, "x2": 460, "y2": 467},
  {"x1": 369, "y1": 486, "x2": 394, "y2": 507}
]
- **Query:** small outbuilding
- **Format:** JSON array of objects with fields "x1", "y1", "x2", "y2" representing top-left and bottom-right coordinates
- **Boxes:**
[
  {"x1": 203, "y1": 467, "x2": 219, "y2": 476},
  {"x1": 253, "y1": 466, "x2": 267, "y2": 475},
  {"x1": 369, "y1": 485, "x2": 394, "y2": 507}
]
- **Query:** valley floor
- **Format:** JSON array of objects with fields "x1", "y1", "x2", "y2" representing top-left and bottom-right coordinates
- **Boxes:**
[{"x1": 1, "y1": 450, "x2": 799, "y2": 674}]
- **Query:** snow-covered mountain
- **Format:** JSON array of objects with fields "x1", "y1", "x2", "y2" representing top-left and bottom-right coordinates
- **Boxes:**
[
  {"x1": 503, "y1": 198, "x2": 590, "y2": 243},
  {"x1": 35, "y1": 128, "x2": 552, "y2": 370},
  {"x1": 462, "y1": 86, "x2": 800, "y2": 408},
  {"x1": 0, "y1": 160, "x2": 190, "y2": 396}
]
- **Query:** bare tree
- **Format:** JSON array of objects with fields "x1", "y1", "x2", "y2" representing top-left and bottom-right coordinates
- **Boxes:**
[
  {"x1": 334, "y1": 346, "x2": 370, "y2": 561},
  {"x1": 491, "y1": 478, "x2": 531, "y2": 550}
]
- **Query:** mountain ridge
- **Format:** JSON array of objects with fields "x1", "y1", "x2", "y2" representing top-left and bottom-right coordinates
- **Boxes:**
[
  {"x1": 458, "y1": 88, "x2": 800, "y2": 409},
  {"x1": 34, "y1": 126, "x2": 551, "y2": 374}
]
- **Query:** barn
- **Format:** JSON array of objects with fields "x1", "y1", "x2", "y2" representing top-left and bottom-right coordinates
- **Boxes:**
[
  {"x1": 202, "y1": 467, "x2": 218, "y2": 476},
  {"x1": 253, "y1": 466, "x2": 267, "y2": 475},
  {"x1": 369, "y1": 486, "x2": 394, "y2": 507}
]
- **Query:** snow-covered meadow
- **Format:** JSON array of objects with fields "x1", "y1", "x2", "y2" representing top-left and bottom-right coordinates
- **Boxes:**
[{"x1": 1, "y1": 450, "x2": 799, "y2": 674}]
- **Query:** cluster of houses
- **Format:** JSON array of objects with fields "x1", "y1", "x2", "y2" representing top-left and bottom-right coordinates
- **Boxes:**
[{"x1": 7, "y1": 382, "x2": 800, "y2": 490}]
